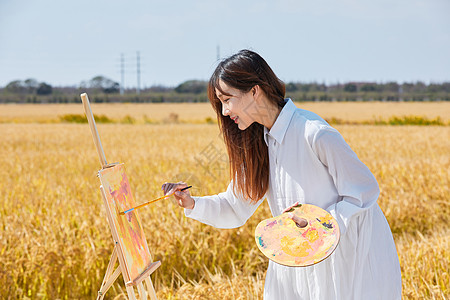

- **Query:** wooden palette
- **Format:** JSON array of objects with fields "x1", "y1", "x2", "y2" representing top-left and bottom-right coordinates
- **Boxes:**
[{"x1": 255, "y1": 204, "x2": 340, "y2": 267}]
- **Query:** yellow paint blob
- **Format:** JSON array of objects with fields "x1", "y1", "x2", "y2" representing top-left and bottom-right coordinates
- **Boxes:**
[
  {"x1": 281, "y1": 236, "x2": 311, "y2": 257},
  {"x1": 306, "y1": 229, "x2": 319, "y2": 243}
]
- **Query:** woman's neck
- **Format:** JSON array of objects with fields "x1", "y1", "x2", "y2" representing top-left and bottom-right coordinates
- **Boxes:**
[{"x1": 257, "y1": 97, "x2": 282, "y2": 130}]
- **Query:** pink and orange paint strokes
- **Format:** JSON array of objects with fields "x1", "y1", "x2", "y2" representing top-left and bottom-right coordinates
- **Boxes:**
[
  {"x1": 99, "y1": 164, "x2": 152, "y2": 281},
  {"x1": 255, "y1": 204, "x2": 340, "y2": 267}
]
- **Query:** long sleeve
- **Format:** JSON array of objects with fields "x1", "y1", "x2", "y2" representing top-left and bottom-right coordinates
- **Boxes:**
[
  {"x1": 184, "y1": 181, "x2": 265, "y2": 229},
  {"x1": 310, "y1": 126, "x2": 380, "y2": 235}
]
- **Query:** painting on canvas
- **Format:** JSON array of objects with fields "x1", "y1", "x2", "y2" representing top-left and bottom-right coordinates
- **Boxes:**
[{"x1": 99, "y1": 163, "x2": 152, "y2": 281}]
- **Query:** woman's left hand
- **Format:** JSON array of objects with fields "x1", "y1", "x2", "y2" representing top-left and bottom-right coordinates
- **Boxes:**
[{"x1": 283, "y1": 202, "x2": 308, "y2": 228}]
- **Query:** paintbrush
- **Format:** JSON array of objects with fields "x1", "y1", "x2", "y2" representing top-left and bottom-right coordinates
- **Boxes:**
[{"x1": 119, "y1": 185, "x2": 192, "y2": 215}]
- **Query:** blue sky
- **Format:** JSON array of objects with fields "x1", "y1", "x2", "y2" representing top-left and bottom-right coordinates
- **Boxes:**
[{"x1": 0, "y1": 0, "x2": 449, "y2": 88}]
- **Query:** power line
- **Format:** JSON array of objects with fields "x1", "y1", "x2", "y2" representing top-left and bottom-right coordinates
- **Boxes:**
[
  {"x1": 120, "y1": 53, "x2": 124, "y2": 95},
  {"x1": 136, "y1": 51, "x2": 141, "y2": 95},
  {"x1": 116, "y1": 51, "x2": 143, "y2": 93}
]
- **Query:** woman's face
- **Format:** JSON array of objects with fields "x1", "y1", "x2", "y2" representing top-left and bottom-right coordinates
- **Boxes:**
[{"x1": 215, "y1": 80, "x2": 257, "y2": 130}]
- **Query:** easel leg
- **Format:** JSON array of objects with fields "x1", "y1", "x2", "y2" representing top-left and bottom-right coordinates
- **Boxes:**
[
  {"x1": 100, "y1": 267, "x2": 121, "y2": 298},
  {"x1": 137, "y1": 282, "x2": 147, "y2": 300},
  {"x1": 126, "y1": 285, "x2": 138, "y2": 300},
  {"x1": 97, "y1": 247, "x2": 118, "y2": 300},
  {"x1": 145, "y1": 277, "x2": 157, "y2": 300}
]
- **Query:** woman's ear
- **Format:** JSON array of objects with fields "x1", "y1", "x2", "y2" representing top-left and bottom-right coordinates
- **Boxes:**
[
  {"x1": 252, "y1": 85, "x2": 266, "y2": 104},
  {"x1": 252, "y1": 85, "x2": 260, "y2": 98}
]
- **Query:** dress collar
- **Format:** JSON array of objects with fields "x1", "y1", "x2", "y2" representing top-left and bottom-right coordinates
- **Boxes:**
[{"x1": 264, "y1": 99, "x2": 296, "y2": 145}]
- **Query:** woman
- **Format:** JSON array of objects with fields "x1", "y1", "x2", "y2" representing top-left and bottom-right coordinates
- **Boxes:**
[{"x1": 162, "y1": 49, "x2": 402, "y2": 299}]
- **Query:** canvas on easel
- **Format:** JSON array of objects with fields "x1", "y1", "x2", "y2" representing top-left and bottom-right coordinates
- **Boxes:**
[
  {"x1": 80, "y1": 93, "x2": 161, "y2": 300},
  {"x1": 99, "y1": 164, "x2": 154, "y2": 280}
]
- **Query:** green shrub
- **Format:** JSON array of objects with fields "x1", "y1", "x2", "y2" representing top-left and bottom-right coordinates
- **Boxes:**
[
  {"x1": 59, "y1": 114, "x2": 113, "y2": 123},
  {"x1": 59, "y1": 114, "x2": 87, "y2": 123},
  {"x1": 388, "y1": 115, "x2": 444, "y2": 126},
  {"x1": 121, "y1": 115, "x2": 135, "y2": 124}
]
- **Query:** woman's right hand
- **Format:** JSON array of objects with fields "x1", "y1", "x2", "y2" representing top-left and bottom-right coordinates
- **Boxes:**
[{"x1": 161, "y1": 182, "x2": 195, "y2": 209}]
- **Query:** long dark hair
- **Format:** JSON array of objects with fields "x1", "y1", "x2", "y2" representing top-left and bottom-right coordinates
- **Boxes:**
[{"x1": 208, "y1": 49, "x2": 286, "y2": 203}]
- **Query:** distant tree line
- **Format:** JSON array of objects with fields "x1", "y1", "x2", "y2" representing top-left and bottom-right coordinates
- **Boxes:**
[
  {"x1": 1, "y1": 76, "x2": 449, "y2": 103},
  {"x1": 5, "y1": 79, "x2": 53, "y2": 96}
]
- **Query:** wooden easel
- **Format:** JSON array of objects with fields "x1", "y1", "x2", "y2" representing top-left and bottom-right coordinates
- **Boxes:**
[{"x1": 81, "y1": 93, "x2": 161, "y2": 300}]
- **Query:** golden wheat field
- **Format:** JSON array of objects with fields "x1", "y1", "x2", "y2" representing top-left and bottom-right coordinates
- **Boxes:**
[
  {"x1": 1, "y1": 101, "x2": 450, "y2": 123},
  {"x1": 0, "y1": 102, "x2": 449, "y2": 299}
]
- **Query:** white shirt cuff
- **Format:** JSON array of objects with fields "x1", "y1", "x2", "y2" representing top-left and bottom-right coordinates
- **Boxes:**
[{"x1": 184, "y1": 196, "x2": 204, "y2": 219}]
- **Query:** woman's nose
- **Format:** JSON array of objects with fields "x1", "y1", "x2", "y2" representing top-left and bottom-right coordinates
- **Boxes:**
[{"x1": 222, "y1": 104, "x2": 230, "y2": 116}]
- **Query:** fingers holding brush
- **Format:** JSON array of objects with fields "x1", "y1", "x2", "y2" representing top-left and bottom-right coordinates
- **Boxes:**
[
  {"x1": 161, "y1": 181, "x2": 188, "y2": 195},
  {"x1": 161, "y1": 182, "x2": 195, "y2": 209}
]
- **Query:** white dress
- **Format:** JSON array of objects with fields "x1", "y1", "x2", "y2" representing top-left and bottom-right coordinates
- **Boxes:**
[{"x1": 185, "y1": 99, "x2": 402, "y2": 299}]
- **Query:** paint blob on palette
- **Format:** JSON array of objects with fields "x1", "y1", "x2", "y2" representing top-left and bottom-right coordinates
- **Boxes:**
[
  {"x1": 255, "y1": 204, "x2": 340, "y2": 267},
  {"x1": 99, "y1": 163, "x2": 152, "y2": 281}
]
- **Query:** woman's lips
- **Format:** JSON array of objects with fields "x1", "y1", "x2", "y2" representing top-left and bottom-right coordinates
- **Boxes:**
[{"x1": 232, "y1": 116, "x2": 239, "y2": 123}]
